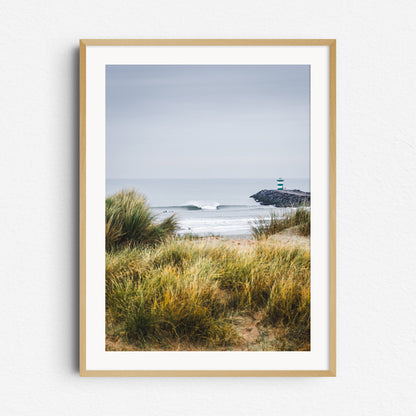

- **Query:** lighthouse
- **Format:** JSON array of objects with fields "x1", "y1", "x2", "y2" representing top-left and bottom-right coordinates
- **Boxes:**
[{"x1": 277, "y1": 178, "x2": 284, "y2": 190}]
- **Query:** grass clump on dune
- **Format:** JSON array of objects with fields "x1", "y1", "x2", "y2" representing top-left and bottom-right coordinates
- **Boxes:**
[
  {"x1": 251, "y1": 208, "x2": 310, "y2": 239},
  {"x1": 106, "y1": 190, "x2": 178, "y2": 250},
  {"x1": 106, "y1": 239, "x2": 310, "y2": 351},
  {"x1": 106, "y1": 244, "x2": 238, "y2": 349}
]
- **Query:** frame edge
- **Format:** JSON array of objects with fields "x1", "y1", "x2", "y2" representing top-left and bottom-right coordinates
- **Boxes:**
[
  {"x1": 79, "y1": 39, "x2": 87, "y2": 377},
  {"x1": 78, "y1": 39, "x2": 336, "y2": 377},
  {"x1": 79, "y1": 39, "x2": 336, "y2": 46},
  {"x1": 80, "y1": 370, "x2": 336, "y2": 377},
  {"x1": 329, "y1": 39, "x2": 337, "y2": 376}
]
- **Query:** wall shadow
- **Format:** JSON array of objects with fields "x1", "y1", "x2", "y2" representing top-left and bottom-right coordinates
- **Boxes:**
[{"x1": 70, "y1": 46, "x2": 80, "y2": 373}]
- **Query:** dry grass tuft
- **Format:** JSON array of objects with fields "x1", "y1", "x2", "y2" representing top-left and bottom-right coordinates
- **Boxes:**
[
  {"x1": 106, "y1": 239, "x2": 310, "y2": 351},
  {"x1": 106, "y1": 190, "x2": 178, "y2": 250},
  {"x1": 251, "y1": 208, "x2": 310, "y2": 239}
]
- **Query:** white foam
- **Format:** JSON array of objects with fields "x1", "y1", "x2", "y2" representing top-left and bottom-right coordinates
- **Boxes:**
[
  {"x1": 178, "y1": 217, "x2": 254, "y2": 236},
  {"x1": 183, "y1": 200, "x2": 220, "y2": 210}
]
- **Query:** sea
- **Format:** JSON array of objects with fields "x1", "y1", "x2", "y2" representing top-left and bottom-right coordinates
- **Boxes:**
[{"x1": 106, "y1": 178, "x2": 310, "y2": 238}]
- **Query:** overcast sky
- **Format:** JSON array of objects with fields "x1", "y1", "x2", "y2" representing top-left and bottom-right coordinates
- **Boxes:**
[{"x1": 106, "y1": 65, "x2": 310, "y2": 179}]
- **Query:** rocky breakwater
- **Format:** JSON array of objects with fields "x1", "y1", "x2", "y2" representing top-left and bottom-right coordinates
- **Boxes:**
[{"x1": 250, "y1": 189, "x2": 310, "y2": 207}]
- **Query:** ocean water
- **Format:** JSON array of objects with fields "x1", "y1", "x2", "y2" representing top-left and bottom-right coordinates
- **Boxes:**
[{"x1": 106, "y1": 178, "x2": 309, "y2": 238}]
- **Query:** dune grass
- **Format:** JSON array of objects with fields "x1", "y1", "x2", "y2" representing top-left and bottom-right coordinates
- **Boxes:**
[
  {"x1": 106, "y1": 190, "x2": 178, "y2": 250},
  {"x1": 251, "y1": 208, "x2": 310, "y2": 239},
  {"x1": 106, "y1": 238, "x2": 310, "y2": 351},
  {"x1": 105, "y1": 190, "x2": 310, "y2": 351}
]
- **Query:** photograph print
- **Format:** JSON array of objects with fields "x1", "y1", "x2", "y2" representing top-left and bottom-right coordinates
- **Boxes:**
[{"x1": 105, "y1": 64, "x2": 311, "y2": 352}]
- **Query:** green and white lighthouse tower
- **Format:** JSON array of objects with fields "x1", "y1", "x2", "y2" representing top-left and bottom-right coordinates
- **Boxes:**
[{"x1": 277, "y1": 178, "x2": 284, "y2": 190}]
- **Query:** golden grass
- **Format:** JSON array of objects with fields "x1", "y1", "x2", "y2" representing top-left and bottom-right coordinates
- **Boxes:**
[
  {"x1": 106, "y1": 237, "x2": 310, "y2": 351},
  {"x1": 251, "y1": 208, "x2": 310, "y2": 239},
  {"x1": 106, "y1": 190, "x2": 177, "y2": 250}
]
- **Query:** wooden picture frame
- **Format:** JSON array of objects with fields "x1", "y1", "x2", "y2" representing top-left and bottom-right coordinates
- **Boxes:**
[{"x1": 80, "y1": 39, "x2": 336, "y2": 377}]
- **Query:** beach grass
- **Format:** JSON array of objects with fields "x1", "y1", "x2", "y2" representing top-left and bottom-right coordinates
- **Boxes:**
[
  {"x1": 106, "y1": 190, "x2": 178, "y2": 250},
  {"x1": 105, "y1": 190, "x2": 310, "y2": 351},
  {"x1": 106, "y1": 238, "x2": 310, "y2": 351},
  {"x1": 251, "y1": 208, "x2": 310, "y2": 239}
]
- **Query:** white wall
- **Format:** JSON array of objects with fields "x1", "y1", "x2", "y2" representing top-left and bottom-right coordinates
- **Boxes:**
[{"x1": 1, "y1": 0, "x2": 415, "y2": 414}]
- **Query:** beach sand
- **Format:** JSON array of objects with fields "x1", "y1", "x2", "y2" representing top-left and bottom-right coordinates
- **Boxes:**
[{"x1": 199, "y1": 227, "x2": 310, "y2": 251}]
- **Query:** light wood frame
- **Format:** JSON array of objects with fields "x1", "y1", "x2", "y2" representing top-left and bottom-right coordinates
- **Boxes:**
[{"x1": 79, "y1": 39, "x2": 336, "y2": 377}]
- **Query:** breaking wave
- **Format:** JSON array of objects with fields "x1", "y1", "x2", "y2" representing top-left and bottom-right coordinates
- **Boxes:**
[{"x1": 154, "y1": 202, "x2": 249, "y2": 211}]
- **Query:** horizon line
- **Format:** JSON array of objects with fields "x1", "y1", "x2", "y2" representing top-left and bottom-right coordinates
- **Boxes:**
[{"x1": 106, "y1": 177, "x2": 310, "y2": 180}]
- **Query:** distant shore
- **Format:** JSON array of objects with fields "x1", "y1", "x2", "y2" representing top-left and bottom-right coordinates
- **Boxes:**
[{"x1": 250, "y1": 189, "x2": 310, "y2": 207}]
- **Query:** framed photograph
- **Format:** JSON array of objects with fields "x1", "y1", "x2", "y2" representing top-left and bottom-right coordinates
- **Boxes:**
[{"x1": 79, "y1": 39, "x2": 336, "y2": 376}]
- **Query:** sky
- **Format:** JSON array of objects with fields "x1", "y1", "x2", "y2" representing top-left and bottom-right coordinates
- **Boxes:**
[{"x1": 106, "y1": 65, "x2": 310, "y2": 179}]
